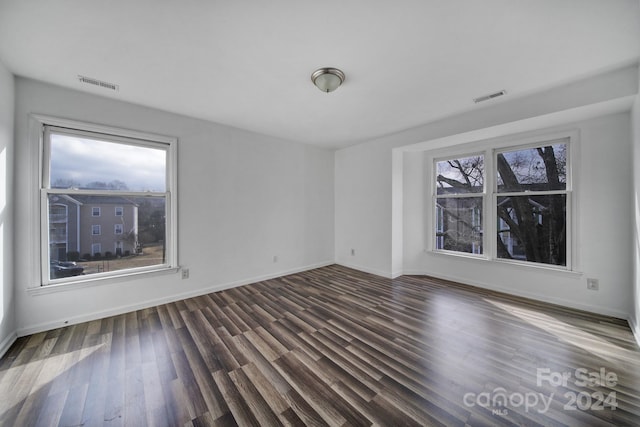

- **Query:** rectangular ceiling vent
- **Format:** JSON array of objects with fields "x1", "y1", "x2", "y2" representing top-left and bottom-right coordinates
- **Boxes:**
[
  {"x1": 473, "y1": 90, "x2": 506, "y2": 103},
  {"x1": 78, "y1": 75, "x2": 119, "y2": 91}
]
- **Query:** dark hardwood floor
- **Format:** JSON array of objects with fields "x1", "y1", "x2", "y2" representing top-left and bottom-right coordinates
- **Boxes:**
[{"x1": 1, "y1": 265, "x2": 639, "y2": 426}]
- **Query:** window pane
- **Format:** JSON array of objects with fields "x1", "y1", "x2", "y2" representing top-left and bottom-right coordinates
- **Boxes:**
[
  {"x1": 496, "y1": 195, "x2": 566, "y2": 266},
  {"x1": 436, "y1": 155, "x2": 484, "y2": 195},
  {"x1": 435, "y1": 197, "x2": 483, "y2": 254},
  {"x1": 497, "y1": 142, "x2": 566, "y2": 192},
  {"x1": 47, "y1": 194, "x2": 167, "y2": 280},
  {"x1": 50, "y1": 133, "x2": 166, "y2": 192}
]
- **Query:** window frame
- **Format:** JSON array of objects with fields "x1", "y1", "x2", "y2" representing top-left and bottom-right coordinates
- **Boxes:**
[
  {"x1": 35, "y1": 115, "x2": 179, "y2": 288},
  {"x1": 492, "y1": 138, "x2": 572, "y2": 269},
  {"x1": 428, "y1": 131, "x2": 576, "y2": 272},
  {"x1": 432, "y1": 152, "x2": 486, "y2": 257}
]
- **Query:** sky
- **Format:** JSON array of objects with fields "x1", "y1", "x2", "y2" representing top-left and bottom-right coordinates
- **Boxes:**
[{"x1": 50, "y1": 133, "x2": 166, "y2": 192}]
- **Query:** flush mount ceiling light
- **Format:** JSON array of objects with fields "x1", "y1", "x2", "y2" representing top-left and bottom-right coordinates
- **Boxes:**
[{"x1": 311, "y1": 67, "x2": 345, "y2": 93}]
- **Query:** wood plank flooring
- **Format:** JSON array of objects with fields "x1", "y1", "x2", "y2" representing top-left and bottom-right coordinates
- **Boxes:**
[{"x1": 1, "y1": 265, "x2": 639, "y2": 426}]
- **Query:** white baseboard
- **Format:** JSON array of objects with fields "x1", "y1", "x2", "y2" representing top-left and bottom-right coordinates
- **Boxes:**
[
  {"x1": 335, "y1": 261, "x2": 394, "y2": 279},
  {"x1": 16, "y1": 260, "x2": 334, "y2": 337},
  {"x1": 0, "y1": 331, "x2": 17, "y2": 359}
]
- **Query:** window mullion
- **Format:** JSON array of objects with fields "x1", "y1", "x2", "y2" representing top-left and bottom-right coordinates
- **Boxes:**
[
  {"x1": 48, "y1": 188, "x2": 167, "y2": 198},
  {"x1": 484, "y1": 149, "x2": 494, "y2": 261}
]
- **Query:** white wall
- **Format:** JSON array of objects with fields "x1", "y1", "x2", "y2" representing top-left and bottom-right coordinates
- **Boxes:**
[
  {"x1": 336, "y1": 64, "x2": 638, "y2": 318},
  {"x1": 0, "y1": 60, "x2": 15, "y2": 355},
  {"x1": 632, "y1": 66, "x2": 640, "y2": 343},
  {"x1": 14, "y1": 78, "x2": 334, "y2": 335}
]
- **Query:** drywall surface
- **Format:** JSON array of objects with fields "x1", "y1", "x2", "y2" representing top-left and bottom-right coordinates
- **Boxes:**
[
  {"x1": 0, "y1": 60, "x2": 15, "y2": 354},
  {"x1": 13, "y1": 78, "x2": 334, "y2": 334}
]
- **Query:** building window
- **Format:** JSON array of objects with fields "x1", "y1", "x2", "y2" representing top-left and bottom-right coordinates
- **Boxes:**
[
  {"x1": 40, "y1": 118, "x2": 178, "y2": 285},
  {"x1": 49, "y1": 203, "x2": 69, "y2": 261},
  {"x1": 432, "y1": 136, "x2": 571, "y2": 269},
  {"x1": 91, "y1": 243, "x2": 101, "y2": 256}
]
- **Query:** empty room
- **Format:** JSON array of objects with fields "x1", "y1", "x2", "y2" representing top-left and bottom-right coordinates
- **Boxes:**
[{"x1": 1, "y1": 1, "x2": 640, "y2": 426}]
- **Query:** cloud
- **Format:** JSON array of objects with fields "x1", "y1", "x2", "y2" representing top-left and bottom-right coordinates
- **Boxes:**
[{"x1": 50, "y1": 134, "x2": 166, "y2": 191}]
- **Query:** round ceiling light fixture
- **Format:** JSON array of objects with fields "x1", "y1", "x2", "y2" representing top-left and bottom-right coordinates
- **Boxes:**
[{"x1": 311, "y1": 67, "x2": 345, "y2": 93}]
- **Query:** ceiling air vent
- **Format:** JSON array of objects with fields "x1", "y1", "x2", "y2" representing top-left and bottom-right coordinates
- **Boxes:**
[
  {"x1": 473, "y1": 90, "x2": 506, "y2": 103},
  {"x1": 78, "y1": 75, "x2": 119, "y2": 91}
]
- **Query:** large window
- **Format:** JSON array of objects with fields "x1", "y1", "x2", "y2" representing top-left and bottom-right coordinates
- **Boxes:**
[
  {"x1": 435, "y1": 155, "x2": 484, "y2": 254},
  {"x1": 433, "y1": 137, "x2": 571, "y2": 269},
  {"x1": 496, "y1": 142, "x2": 568, "y2": 266},
  {"x1": 41, "y1": 121, "x2": 177, "y2": 285}
]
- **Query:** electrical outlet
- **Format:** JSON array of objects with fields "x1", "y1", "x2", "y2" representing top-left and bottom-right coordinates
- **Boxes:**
[
  {"x1": 182, "y1": 268, "x2": 190, "y2": 279},
  {"x1": 587, "y1": 278, "x2": 599, "y2": 291},
  {"x1": 351, "y1": 249, "x2": 355, "y2": 256}
]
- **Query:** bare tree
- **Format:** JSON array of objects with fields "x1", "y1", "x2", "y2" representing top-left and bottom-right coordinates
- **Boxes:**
[{"x1": 437, "y1": 146, "x2": 566, "y2": 265}]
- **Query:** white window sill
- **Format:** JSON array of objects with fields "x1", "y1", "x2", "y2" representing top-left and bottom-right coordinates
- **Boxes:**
[
  {"x1": 427, "y1": 249, "x2": 583, "y2": 278},
  {"x1": 27, "y1": 266, "x2": 181, "y2": 296}
]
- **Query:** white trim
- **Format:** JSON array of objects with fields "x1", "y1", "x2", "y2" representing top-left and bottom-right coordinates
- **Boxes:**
[
  {"x1": 17, "y1": 261, "x2": 334, "y2": 337},
  {"x1": 31, "y1": 114, "x2": 176, "y2": 145},
  {"x1": 424, "y1": 248, "x2": 582, "y2": 277},
  {"x1": 28, "y1": 266, "x2": 180, "y2": 295},
  {"x1": 0, "y1": 332, "x2": 17, "y2": 359},
  {"x1": 29, "y1": 116, "x2": 42, "y2": 290},
  {"x1": 31, "y1": 114, "x2": 179, "y2": 288}
]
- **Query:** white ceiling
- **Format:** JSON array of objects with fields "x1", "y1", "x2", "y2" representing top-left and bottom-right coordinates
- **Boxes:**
[{"x1": 0, "y1": 0, "x2": 639, "y2": 149}]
